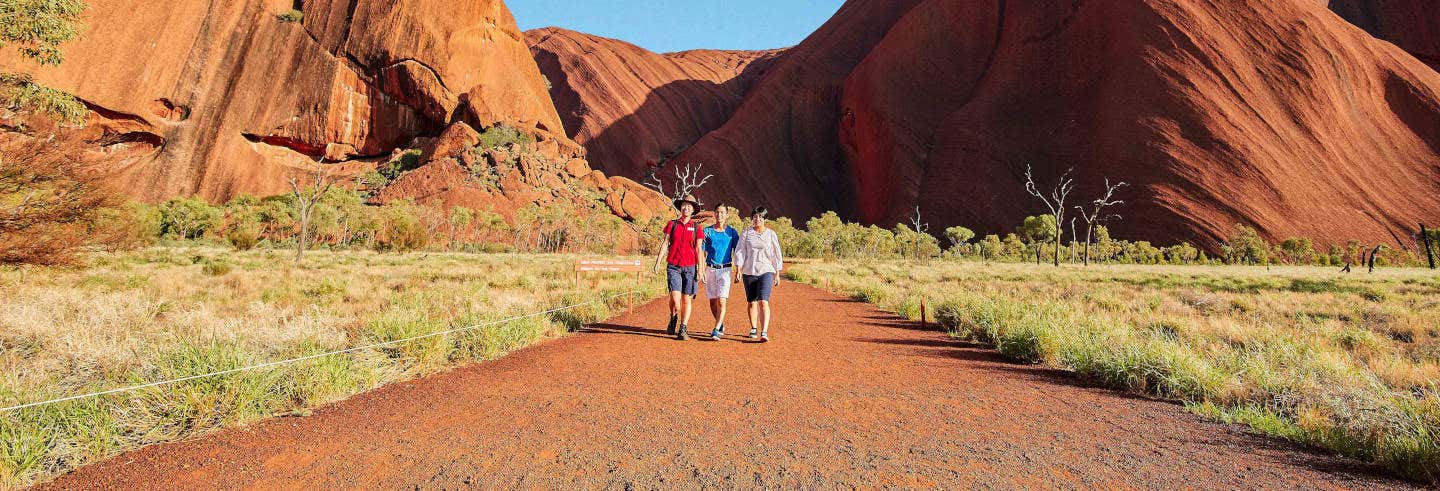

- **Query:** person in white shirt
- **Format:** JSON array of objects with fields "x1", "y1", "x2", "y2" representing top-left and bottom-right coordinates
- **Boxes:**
[{"x1": 733, "y1": 206, "x2": 784, "y2": 342}]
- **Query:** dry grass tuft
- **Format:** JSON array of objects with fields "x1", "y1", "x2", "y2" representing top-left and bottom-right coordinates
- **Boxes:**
[
  {"x1": 789, "y1": 260, "x2": 1440, "y2": 483},
  {"x1": 0, "y1": 248, "x2": 659, "y2": 487}
]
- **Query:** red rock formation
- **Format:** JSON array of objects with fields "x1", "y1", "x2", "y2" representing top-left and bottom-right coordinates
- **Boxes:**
[
  {"x1": 837, "y1": 0, "x2": 1440, "y2": 249},
  {"x1": 668, "y1": 0, "x2": 929, "y2": 220},
  {"x1": 662, "y1": 0, "x2": 1440, "y2": 249},
  {"x1": 526, "y1": 27, "x2": 780, "y2": 179},
  {"x1": 1328, "y1": 0, "x2": 1440, "y2": 72},
  {"x1": 0, "y1": 0, "x2": 563, "y2": 202}
]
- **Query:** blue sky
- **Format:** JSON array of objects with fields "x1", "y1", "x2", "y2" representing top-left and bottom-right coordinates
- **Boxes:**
[{"x1": 510, "y1": 0, "x2": 845, "y2": 53}]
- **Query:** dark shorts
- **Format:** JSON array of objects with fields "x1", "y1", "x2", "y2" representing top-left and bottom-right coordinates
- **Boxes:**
[
  {"x1": 666, "y1": 265, "x2": 697, "y2": 296},
  {"x1": 742, "y1": 272, "x2": 775, "y2": 302}
]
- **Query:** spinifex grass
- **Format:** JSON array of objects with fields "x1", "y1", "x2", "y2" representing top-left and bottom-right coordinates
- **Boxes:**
[
  {"x1": 0, "y1": 248, "x2": 660, "y2": 487},
  {"x1": 789, "y1": 260, "x2": 1440, "y2": 483}
]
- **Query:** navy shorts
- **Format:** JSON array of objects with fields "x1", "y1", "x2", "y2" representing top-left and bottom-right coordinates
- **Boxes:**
[
  {"x1": 742, "y1": 272, "x2": 775, "y2": 302},
  {"x1": 666, "y1": 265, "x2": 697, "y2": 296}
]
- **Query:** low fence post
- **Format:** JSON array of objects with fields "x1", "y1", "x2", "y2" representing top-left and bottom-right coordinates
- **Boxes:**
[{"x1": 920, "y1": 298, "x2": 928, "y2": 330}]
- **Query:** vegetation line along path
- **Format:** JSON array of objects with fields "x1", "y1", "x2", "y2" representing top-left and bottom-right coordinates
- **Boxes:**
[
  {"x1": 0, "y1": 291, "x2": 637, "y2": 414},
  {"x1": 40, "y1": 282, "x2": 1412, "y2": 488}
]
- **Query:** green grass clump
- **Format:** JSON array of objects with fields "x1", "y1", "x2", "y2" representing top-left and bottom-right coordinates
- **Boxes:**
[
  {"x1": 477, "y1": 124, "x2": 534, "y2": 150},
  {"x1": 277, "y1": 9, "x2": 304, "y2": 23},
  {"x1": 792, "y1": 259, "x2": 1440, "y2": 483}
]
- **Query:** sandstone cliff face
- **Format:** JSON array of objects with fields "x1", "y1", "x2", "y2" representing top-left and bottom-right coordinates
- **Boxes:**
[
  {"x1": 836, "y1": 0, "x2": 1440, "y2": 248},
  {"x1": 1328, "y1": 0, "x2": 1440, "y2": 72},
  {"x1": 667, "y1": 0, "x2": 927, "y2": 220},
  {"x1": 0, "y1": 0, "x2": 564, "y2": 202},
  {"x1": 648, "y1": 0, "x2": 1440, "y2": 249},
  {"x1": 526, "y1": 27, "x2": 780, "y2": 179}
]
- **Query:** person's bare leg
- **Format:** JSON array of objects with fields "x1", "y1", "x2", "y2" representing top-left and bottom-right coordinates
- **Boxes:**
[
  {"x1": 715, "y1": 298, "x2": 728, "y2": 328},
  {"x1": 669, "y1": 291, "x2": 682, "y2": 315},
  {"x1": 680, "y1": 295, "x2": 694, "y2": 329},
  {"x1": 754, "y1": 298, "x2": 766, "y2": 332},
  {"x1": 760, "y1": 300, "x2": 772, "y2": 334}
]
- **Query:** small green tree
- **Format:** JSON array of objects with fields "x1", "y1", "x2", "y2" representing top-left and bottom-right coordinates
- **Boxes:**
[
  {"x1": 1277, "y1": 237, "x2": 1315, "y2": 265},
  {"x1": 944, "y1": 225, "x2": 975, "y2": 254},
  {"x1": 1221, "y1": 224, "x2": 1270, "y2": 265},
  {"x1": 1017, "y1": 215, "x2": 1057, "y2": 245},
  {"x1": 159, "y1": 197, "x2": 222, "y2": 240}
]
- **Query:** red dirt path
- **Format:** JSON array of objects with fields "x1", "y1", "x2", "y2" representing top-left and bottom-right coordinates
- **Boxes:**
[{"x1": 41, "y1": 281, "x2": 1414, "y2": 489}]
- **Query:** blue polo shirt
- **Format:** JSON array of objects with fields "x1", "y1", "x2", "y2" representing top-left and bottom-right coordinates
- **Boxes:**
[{"x1": 702, "y1": 225, "x2": 740, "y2": 267}]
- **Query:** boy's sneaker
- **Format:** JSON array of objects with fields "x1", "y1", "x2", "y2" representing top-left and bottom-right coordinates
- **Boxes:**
[
  {"x1": 710, "y1": 325, "x2": 724, "y2": 340},
  {"x1": 677, "y1": 325, "x2": 689, "y2": 341},
  {"x1": 666, "y1": 315, "x2": 677, "y2": 335},
  {"x1": 748, "y1": 328, "x2": 759, "y2": 339},
  {"x1": 760, "y1": 331, "x2": 769, "y2": 343}
]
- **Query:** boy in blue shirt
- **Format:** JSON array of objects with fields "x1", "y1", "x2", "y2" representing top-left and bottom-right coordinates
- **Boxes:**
[{"x1": 701, "y1": 203, "x2": 741, "y2": 340}]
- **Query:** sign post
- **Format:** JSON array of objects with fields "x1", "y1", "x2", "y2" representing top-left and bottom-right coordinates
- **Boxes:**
[{"x1": 574, "y1": 259, "x2": 645, "y2": 308}]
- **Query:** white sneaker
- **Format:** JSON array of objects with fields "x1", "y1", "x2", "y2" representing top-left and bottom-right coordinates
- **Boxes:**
[
  {"x1": 760, "y1": 331, "x2": 769, "y2": 343},
  {"x1": 748, "y1": 328, "x2": 758, "y2": 339}
]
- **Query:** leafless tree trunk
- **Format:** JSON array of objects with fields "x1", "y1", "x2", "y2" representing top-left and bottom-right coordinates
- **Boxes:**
[
  {"x1": 1423, "y1": 224, "x2": 1436, "y2": 269},
  {"x1": 1367, "y1": 245, "x2": 1383, "y2": 273},
  {"x1": 909, "y1": 206, "x2": 930, "y2": 261},
  {"x1": 1076, "y1": 178, "x2": 1126, "y2": 266},
  {"x1": 1024, "y1": 165, "x2": 1075, "y2": 267},
  {"x1": 288, "y1": 165, "x2": 336, "y2": 264},
  {"x1": 1068, "y1": 217, "x2": 1078, "y2": 264}
]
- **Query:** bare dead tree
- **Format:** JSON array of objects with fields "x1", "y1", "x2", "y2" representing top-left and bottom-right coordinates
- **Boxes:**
[
  {"x1": 288, "y1": 165, "x2": 336, "y2": 264},
  {"x1": 1075, "y1": 178, "x2": 1127, "y2": 266},
  {"x1": 643, "y1": 162, "x2": 713, "y2": 201},
  {"x1": 1367, "y1": 245, "x2": 1383, "y2": 273},
  {"x1": 1024, "y1": 165, "x2": 1076, "y2": 267},
  {"x1": 909, "y1": 206, "x2": 930, "y2": 260}
]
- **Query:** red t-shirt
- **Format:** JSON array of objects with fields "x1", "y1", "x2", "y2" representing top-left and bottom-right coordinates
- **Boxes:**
[{"x1": 663, "y1": 218, "x2": 702, "y2": 267}]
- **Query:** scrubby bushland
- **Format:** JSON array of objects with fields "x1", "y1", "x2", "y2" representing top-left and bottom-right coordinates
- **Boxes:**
[
  {"x1": 0, "y1": 141, "x2": 131, "y2": 265},
  {"x1": 790, "y1": 260, "x2": 1440, "y2": 483},
  {"x1": 0, "y1": 249, "x2": 662, "y2": 487}
]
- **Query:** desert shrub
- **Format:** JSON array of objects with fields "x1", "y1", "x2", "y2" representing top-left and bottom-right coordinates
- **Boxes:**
[
  {"x1": 476, "y1": 124, "x2": 533, "y2": 150},
  {"x1": 200, "y1": 258, "x2": 233, "y2": 276},
  {"x1": 0, "y1": 140, "x2": 123, "y2": 265},
  {"x1": 1221, "y1": 224, "x2": 1270, "y2": 265},
  {"x1": 377, "y1": 149, "x2": 423, "y2": 181},
  {"x1": 226, "y1": 218, "x2": 262, "y2": 251},
  {"x1": 377, "y1": 200, "x2": 428, "y2": 252},
  {"x1": 277, "y1": 9, "x2": 303, "y2": 23},
  {"x1": 158, "y1": 196, "x2": 222, "y2": 240}
]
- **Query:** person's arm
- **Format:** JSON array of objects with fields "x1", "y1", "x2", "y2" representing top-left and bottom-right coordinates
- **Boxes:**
[
  {"x1": 654, "y1": 222, "x2": 670, "y2": 273},
  {"x1": 770, "y1": 230, "x2": 784, "y2": 274},
  {"x1": 697, "y1": 231, "x2": 707, "y2": 278},
  {"x1": 730, "y1": 230, "x2": 741, "y2": 283},
  {"x1": 734, "y1": 231, "x2": 748, "y2": 276}
]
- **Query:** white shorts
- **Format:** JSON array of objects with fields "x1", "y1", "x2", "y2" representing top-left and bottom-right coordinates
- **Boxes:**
[{"x1": 704, "y1": 267, "x2": 733, "y2": 300}]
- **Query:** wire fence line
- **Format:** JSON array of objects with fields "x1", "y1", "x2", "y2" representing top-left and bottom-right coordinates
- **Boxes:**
[{"x1": 1, "y1": 290, "x2": 642, "y2": 414}]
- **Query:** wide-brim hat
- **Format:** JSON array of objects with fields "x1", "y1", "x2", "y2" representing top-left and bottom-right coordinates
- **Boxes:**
[{"x1": 673, "y1": 194, "x2": 700, "y2": 210}]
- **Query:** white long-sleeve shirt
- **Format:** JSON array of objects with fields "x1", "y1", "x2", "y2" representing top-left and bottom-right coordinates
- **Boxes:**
[{"x1": 735, "y1": 227, "x2": 784, "y2": 276}]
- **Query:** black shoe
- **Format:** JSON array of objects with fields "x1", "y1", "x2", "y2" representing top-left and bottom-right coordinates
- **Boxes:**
[
  {"x1": 677, "y1": 325, "x2": 689, "y2": 341},
  {"x1": 666, "y1": 315, "x2": 677, "y2": 335}
]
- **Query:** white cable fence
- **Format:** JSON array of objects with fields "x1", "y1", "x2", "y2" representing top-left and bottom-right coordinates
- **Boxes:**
[{"x1": 1, "y1": 290, "x2": 641, "y2": 414}]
